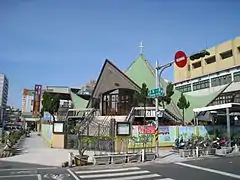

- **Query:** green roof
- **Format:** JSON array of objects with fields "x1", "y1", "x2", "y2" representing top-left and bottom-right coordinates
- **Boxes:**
[
  {"x1": 183, "y1": 86, "x2": 229, "y2": 122},
  {"x1": 70, "y1": 91, "x2": 88, "y2": 109},
  {"x1": 125, "y1": 54, "x2": 228, "y2": 123}
]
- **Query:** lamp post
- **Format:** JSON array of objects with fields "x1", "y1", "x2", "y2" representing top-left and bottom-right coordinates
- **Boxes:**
[
  {"x1": 155, "y1": 61, "x2": 174, "y2": 156},
  {"x1": 154, "y1": 49, "x2": 210, "y2": 156}
]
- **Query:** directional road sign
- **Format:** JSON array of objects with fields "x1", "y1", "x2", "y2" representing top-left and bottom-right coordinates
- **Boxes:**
[{"x1": 148, "y1": 87, "x2": 164, "y2": 98}]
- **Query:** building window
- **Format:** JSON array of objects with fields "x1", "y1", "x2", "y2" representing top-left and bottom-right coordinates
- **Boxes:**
[
  {"x1": 192, "y1": 61, "x2": 201, "y2": 69},
  {"x1": 233, "y1": 71, "x2": 240, "y2": 82},
  {"x1": 238, "y1": 47, "x2": 240, "y2": 54},
  {"x1": 211, "y1": 74, "x2": 232, "y2": 87},
  {"x1": 210, "y1": 92, "x2": 239, "y2": 106},
  {"x1": 220, "y1": 50, "x2": 233, "y2": 60},
  {"x1": 193, "y1": 79, "x2": 210, "y2": 91},
  {"x1": 205, "y1": 56, "x2": 216, "y2": 64},
  {"x1": 188, "y1": 64, "x2": 191, "y2": 71},
  {"x1": 175, "y1": 84, "x2": 191, "y2": 93}
]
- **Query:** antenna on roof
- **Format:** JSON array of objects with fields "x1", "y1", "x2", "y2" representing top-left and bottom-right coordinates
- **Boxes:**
[{"x1": 138, "y1": 41, "x2": 144, "y2": 55}]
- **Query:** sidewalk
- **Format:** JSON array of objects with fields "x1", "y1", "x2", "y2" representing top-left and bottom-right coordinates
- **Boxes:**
[
  {"x1": 0, "y1": 132, "x2": 80, "y2": 167},
  {"x1": 0, "y1": 132, "x2": 192, "y2": 167}
]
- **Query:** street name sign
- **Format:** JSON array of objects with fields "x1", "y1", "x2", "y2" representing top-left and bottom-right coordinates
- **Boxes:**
[{"x1": 148, "y1": 87, "x2": 164, "y2": 98}]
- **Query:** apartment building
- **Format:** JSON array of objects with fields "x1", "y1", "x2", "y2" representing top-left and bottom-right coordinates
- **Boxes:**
[
  {"x1": 22, "y1": 89, "x2": 35, "y2": 113},
  {"x1": 0, "y1": 73, "x2": 9, "y2": 124},
  {"x1": 173, "y1": 36, "x2": 240, "y2": 96}
]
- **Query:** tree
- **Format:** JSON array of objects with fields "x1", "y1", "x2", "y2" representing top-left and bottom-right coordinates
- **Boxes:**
[
  {"x1": 177, "y1": 93, "x2": 190, "y2": 125},
  {"x1": 158, "y1": 83, "x2": 174, "y2": 109},
  {"x1": 41, "y1": 92, "x2": 60, "y2": 121},
  {"x1": 134, "y1": 83, "x2": 149, "y2": 122}
]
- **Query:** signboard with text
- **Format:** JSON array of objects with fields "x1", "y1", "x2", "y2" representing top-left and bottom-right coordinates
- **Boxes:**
[
  {"x1": 33, "y1": 84, "x2": 42, "y2": 117},
  {"x1": 148, "y1": 87, "x2": 164, "y2": 98}
]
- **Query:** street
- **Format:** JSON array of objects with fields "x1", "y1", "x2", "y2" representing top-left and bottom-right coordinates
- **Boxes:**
[
  {"x1": 141, "y1": 156, "x2": 240, "y2": 180},
  {"x1": 0, "y1": 161, "x2": 75, "y2": 180},
  {"x1": 68, "y1": 156, "x2": 240, "y2": 180},
  {"x1": 0, "y1": 156, "x2": 240, "y2": 180}
]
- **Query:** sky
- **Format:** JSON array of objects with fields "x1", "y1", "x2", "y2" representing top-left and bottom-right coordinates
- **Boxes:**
[{"x1": 0, "y1": 0, "x2": 240, "y2": 108}]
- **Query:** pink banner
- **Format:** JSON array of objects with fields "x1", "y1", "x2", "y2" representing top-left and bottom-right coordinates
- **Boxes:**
[{"x1": 138, "y1": 126, "x2": 155, "y2": 134}]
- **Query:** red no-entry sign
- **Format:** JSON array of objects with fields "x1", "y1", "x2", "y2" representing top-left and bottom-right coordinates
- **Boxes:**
[{"x1": 175, "y1": 51, "x2": 187, "y2": 68}]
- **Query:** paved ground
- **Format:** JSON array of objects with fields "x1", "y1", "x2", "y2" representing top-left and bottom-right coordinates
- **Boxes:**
[
  {"x1": 68, "y1": 156, "x2": 240, "y2": 180},
  {"x1": 1, "y1": 132, "x2": 240, "y2": 179},
  {"x1": 71, "y1": 164, "x2": 173, "y2": 180},
  {"x1": 141, "y1": 156, "x2": 240, "y2": 180},
  {"x1": 0, "y1": 161, "x2": 76, "y2": 180},
  {"x1": 0, "y1": 132, "x2": 79, "y2": 166},
  {"x1": 0, "y1": 132, "x2": 182, "y2": 166}
]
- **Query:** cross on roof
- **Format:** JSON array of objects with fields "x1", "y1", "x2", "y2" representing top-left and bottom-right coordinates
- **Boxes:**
[{"x1": 138, "y1": 41, "x2": 144, "y2": 55}]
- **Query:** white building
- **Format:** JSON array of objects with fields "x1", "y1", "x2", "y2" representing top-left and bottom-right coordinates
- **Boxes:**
[{"x1": 22, "y1": 89, "x2": 35, "y2": 113}]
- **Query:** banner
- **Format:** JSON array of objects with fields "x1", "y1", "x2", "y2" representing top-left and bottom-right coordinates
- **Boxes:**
[
  {"x1": 159, "y1": 126, "x2": 176, "y2": 143},
  {"x1": 33, "y1": 84, "x2": 42, "y2": 117}
]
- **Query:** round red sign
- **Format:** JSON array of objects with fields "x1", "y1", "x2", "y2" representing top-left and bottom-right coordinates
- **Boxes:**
[{"x1": 174, "y1": 51, "x2": 187, "y2": 68}]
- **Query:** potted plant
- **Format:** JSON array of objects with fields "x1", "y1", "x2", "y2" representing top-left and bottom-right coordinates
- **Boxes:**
[{"x1": 75, "y1": 136, "x2": 95, "y2": 166}]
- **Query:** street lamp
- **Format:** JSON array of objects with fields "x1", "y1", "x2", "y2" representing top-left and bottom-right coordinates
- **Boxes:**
[
  {"x1": 154, "y1": 49, "x2": 210, "y2": 157},
  {"x1": 155, "y1": 61, "x2": 174, "y2": 157}
]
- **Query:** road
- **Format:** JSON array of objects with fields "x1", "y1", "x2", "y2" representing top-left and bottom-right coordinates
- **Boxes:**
[
  {"x1": 0, "y1": 161, "x2": 76, "y2": 180},
  {"x1": 70, "y1": 156, "x2": 240, "y2": 180},
  {"x1": 1, "y1": 156, "x2": 240, "y2": 180}
]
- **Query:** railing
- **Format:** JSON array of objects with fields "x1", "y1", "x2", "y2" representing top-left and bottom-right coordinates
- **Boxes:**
[
  {"x1": 77, "y1": 109, "x2": 96, "y2": 134},
  {"x1": 126, "y1": 107, "x2": 135, "y2": 122},
  {"x1": 129, "y1": 106, "x2": 164, "y2": 118},
  {"x1": 66, "y1": 108, "x2": 94, "y2": 120},
  {"x1": 96, "y1": 115, "x2": 112, "y2": 136}
]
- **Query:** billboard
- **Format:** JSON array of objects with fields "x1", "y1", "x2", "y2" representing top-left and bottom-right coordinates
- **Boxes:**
[{"x1": 33, "y1": 84, "x2": 42, "y2": 116}]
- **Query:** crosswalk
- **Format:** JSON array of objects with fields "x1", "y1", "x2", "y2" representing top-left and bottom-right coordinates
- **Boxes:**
[{"x1": 74, "y1": 167, "x2": 174, "y2": 180}]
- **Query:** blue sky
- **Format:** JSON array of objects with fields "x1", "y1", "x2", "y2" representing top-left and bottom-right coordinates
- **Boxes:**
[{"x1": 0, "y1": 0, "x2": 240, "y2": 108}]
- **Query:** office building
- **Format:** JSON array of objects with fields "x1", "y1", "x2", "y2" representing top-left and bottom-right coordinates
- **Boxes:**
[
  {"x1": 174, "y1": 36, "x2": 240, "y2": 96},
  {"x1": 0, "y1": 73, "x2": 9, "y2": 124}
]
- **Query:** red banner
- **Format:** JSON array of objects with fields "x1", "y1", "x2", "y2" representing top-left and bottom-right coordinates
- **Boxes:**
[{"x1": 138, "y1": 126, "x2": 155, "y2": 134}]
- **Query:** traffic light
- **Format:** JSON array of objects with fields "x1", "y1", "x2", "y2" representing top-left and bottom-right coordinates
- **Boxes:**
[{"x1": 189, "y1": 50, "x2": 210, "y2": 60}]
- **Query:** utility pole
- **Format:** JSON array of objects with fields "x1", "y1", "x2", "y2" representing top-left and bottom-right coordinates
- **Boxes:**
[
  {"x1": 155, "y1": 61, "x2": 159, "y2": 156},
  {"x1": 155, "y1": 61, "x2": 174, "y2": 157},
  {"x1": 154, "y1": 49, "x2": 210, "y2": 158}
]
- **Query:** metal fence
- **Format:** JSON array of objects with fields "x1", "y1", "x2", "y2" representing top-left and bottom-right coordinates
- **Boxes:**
[{"x1": 66, "y1": 117, "x2": 116, "y2": 152}]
